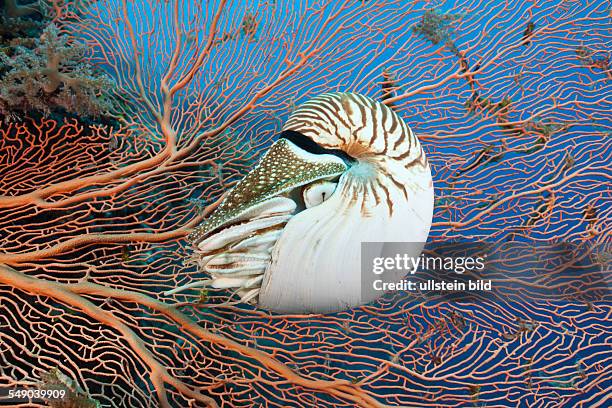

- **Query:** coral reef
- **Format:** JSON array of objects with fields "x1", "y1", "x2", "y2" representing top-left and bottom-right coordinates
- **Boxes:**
[{"x1": 0, "y1": 1, "x2": 609, "y2": 407}]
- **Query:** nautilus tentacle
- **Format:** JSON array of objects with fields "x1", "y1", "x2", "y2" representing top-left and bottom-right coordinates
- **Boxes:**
[{"x1": 180, "y1": 92, "x2": 434, "y2": 313}]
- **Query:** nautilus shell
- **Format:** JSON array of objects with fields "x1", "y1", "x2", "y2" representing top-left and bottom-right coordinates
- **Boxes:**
[{"x1": 183, "y1": 92, "x2": 434, "y2": 313}]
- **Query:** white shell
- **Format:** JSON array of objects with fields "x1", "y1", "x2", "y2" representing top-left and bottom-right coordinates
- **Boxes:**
[
  {"x1": 259, "y1": 164, "x2": 432, "y2": 313},
  {"x1": 188, "y1": 92, "x2": 434, "y2": 313},
  {"x1": 260, "y1": 93, "x2": 433, "y2": 313}
]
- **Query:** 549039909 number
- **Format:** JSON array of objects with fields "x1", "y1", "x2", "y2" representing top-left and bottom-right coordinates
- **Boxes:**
[{"x1": 1, "y1": 387, "x2": 67, "y2": 403}]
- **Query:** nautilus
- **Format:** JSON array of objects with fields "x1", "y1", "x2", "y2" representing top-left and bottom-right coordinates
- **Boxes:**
[{"x1": 175, "y1": 92, "x2": 434, "y2": 313}]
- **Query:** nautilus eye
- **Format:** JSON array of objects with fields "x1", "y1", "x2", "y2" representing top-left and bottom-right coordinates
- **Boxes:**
[
  {"x1": 173, "y1": 92, "x2": 434, "y2": 314},
  {"x1": 303, "y1": 181, "x2": 337, "y2": 208}
]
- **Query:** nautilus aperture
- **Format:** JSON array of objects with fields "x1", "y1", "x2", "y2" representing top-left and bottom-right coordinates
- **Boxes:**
[{"x1": 174, "y1": 92, "x2": 434, "y2": 313}]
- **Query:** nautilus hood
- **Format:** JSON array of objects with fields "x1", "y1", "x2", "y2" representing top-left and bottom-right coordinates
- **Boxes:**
[{"x1": 188, "y1": 137, "x2": 348, "y2": 245}]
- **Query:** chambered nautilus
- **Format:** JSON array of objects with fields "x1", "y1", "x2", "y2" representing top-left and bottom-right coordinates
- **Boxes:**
[{"x1": 173, "y1": 92, "x2": 434, "y2": 313}]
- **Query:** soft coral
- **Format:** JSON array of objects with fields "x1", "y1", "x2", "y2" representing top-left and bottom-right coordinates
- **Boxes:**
[{"x1": 0, "y1": 23, "x2": 116, "y2": 118}]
